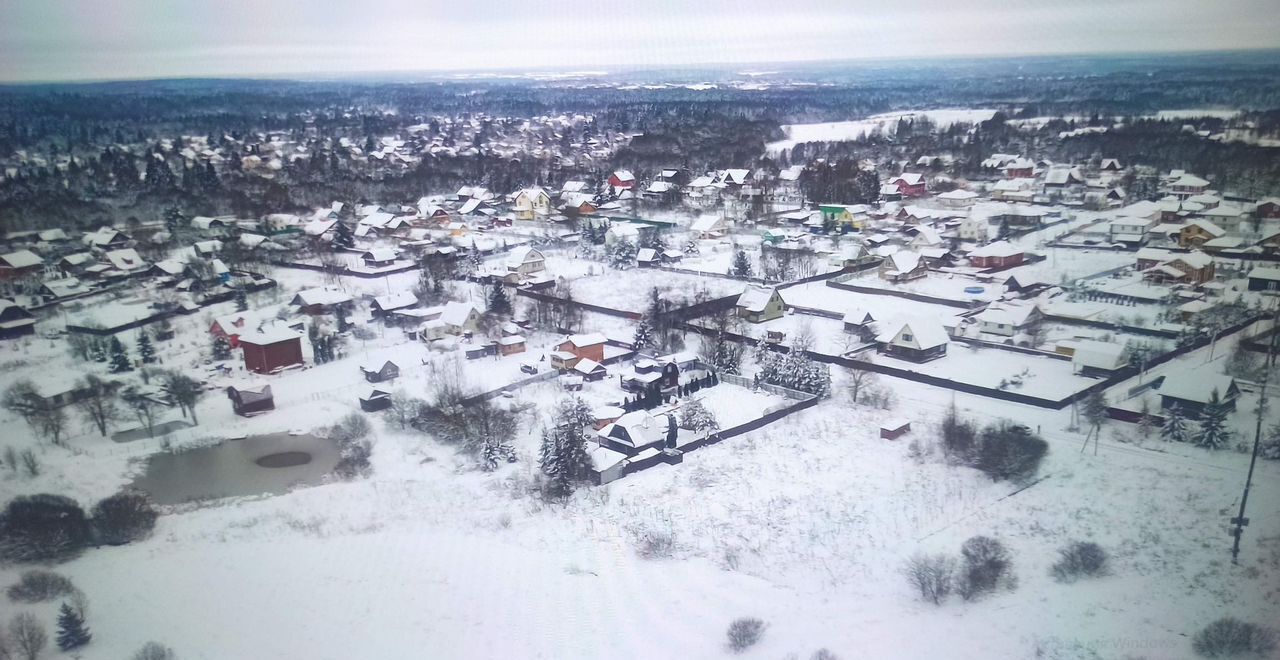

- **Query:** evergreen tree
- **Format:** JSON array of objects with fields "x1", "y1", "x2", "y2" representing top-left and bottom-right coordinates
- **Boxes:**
[
  {"x1": 1261, "y1": 420, "x2": 1280, "y2": 460},
  {"x1": 332, "y1": 221, "x2": 355, "y2": 250},
  {"x1": 539, "y1": 397, "x2": 594, "y2": 497},
  {"x1": 633, "y1": 318, "x2": 654, "y2": 351},
  {"x1": 163, "y1": 206, "x2": 184, "y2": 234},
  {"x1": 609, "y1": 238, "x2": 637, "y2": 269},
  {"x1": 1161, "y1": 404, "x2": 1189, "y2": 443},
  {"x1": 1195, "y1": 390, "x2": 1232, "y2": 450},
  {"x1": 56, "y1": 602, "x2": 92, "y2": 651},
  {"x1": 108, "y1": 337, "x2": 133, "y2": 373},
  {"x1": 234, "y1": 288, "x2": 248, "y2": 312},
  {"x1": 730, "y1": 249, "x2": 753, "y2": 278},
  {"x1": 137, "y1": 332, "x2": 156, "y2": 364},
  {"x1": 488, "y1": 281, "x2": 512, "y2": 316},
  {"x1": 212, "y1": 335, "x2": 232, "y2": 361},
  {"x1": 91, "y1": 337, "x2": 108, "y2": 362}
]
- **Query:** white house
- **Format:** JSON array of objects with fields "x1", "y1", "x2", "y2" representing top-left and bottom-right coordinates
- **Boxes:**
[
  {"x1": 513, "y1": 187, "x2": 552, "y2": 220},
  {"x1": 875, "y1": 319, "x2": 949, "y2": 362}
]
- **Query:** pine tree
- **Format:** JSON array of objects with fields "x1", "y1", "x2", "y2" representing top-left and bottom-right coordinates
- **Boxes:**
[
  {"x1": 1261, "y1": 421, "x2": 1280, "y2": 460},
  {"x1": 730, "y1": 249, "x2": 753, "y2": 278},
  {"x1": 488, "y1": 281, "x2": 512, "y2": 316},
  {"x1": 1161, "y1": 404, "x2": 1189, "y2": 443},
  {"x1": 633, "y1": 318, "x2": 654, "y2": 351},
  {"x1": 1195, "y1": 390, "x2": 1232, "y2": 450},
  {"x1": 137, "y1": 332, "x2": 156, "y2": 364},
  {"x1": 212, "y1": 335, "x2": 232, "y2": 361},
  {"x1": 539, "y1": 397, "x2": 594, "y2": 497},
  {"x1": 609, "y1": 238, "x2": 637, "y2": 269},
  {"x1": 91, "y1": 337, "x2": 108, "y2": 362},
  {"x1": 56, "y1": 602, "x2": 92, "y2": 651},
  {"x1": 108, "y1": 337, "x2": 133, "y2": 373},
  {"x1": 332, "y1": 221, "x2": 355, "y2": 250},
  {"x1": 235, "y1": 288, "x2": 249, "y2": 312}
]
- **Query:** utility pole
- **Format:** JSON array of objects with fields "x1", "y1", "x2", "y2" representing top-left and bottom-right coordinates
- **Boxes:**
[{"x1": 1231, "y1": 301, "x2": 1280, "y2": 563}]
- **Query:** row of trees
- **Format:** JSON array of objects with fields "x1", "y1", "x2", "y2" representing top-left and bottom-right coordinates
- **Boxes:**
[
  {"x1": 0, "y1": 492, "x2": 158, "y2": 563},
  {"x1": 3, "y1": 370, "x2": 206, "y2": 444}
]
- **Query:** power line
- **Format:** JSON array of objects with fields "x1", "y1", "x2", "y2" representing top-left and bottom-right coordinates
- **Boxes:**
[{"x1": 1230, "y1": 300, "x2": 1279, "y2": 563}]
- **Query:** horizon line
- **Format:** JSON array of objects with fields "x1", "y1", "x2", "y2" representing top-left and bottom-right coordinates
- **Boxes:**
[{"x1": 3, "y1": 46, "x2": 1279, "y2": 88}]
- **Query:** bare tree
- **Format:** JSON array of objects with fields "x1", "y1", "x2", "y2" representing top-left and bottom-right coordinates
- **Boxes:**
[
  {"x1": 74, "y1": 375, "x2": 119, "y2": 437},
  {"x1": 903, "y1": 553, "x2": 955, "y2": 605},
  {"x1": 121, "y1": 386, "x2": 160, "y2": 438},
  {"x1": 161, "y1": 371, "x2": 205, "y2": 425},
  {"x1": 132, "y1": 641, "x2": 177, "y2": 660},
  {"x1": 9, "y1": 613, "x2": 46, "y2": 660},
  {"x1": 846, "y1": 363, "x2": 878, "y2": 405}
]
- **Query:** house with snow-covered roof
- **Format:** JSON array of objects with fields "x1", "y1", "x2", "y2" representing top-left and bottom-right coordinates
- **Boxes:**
[
  {"x1": 975, "y1": 302, "x2": 1041, "y2": 337},
  {"x1": 967, "y1": 241, "x2": 1024, "y2": 269},
  {"x1": 513, "y1": 186, "x2": 552, "y2": 220},
  {"x1": 1067, "y1": 340, "x2": 1127, "y2": 377},
  {"x1": 878, "y1": 250, "x2": 927, "y2": 283},
  {"x1": 1178, "y1": 219, "x2": 1226, "y2": 248},
  {"x1": 887, "y1": 172, "x2": 927, "y2": 197},
  {"x1": 735, "y1": 285, "x2": 784, "y2": 323},
  {"x1": 505, "y1": 246, "x2": 546, "y2": 276},
  {"x1": 1157, "y1": 372, "x2": 1238, "y2": 417},
  {"x1": 0, "y1": 298, "x2": 36, "y2": 339},
  {"x1": 875, "y1": 319, "x2": 949, "y2": 362},
  {"x1": 0, "y1": 249, "x2": 44, "y2": 280}
]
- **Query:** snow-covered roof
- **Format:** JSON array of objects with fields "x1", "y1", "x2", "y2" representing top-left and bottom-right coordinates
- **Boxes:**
[
  {"x1": 373, "y1": 292, "x2": 417, "y2": 311},
  {"x1": 937, "y1": 189, "x2": 978, "y2": 200},
  {"x1": 574, "y1": 357, "x2": 605, "y2": 374},
  {"x1": 611, "y1": 169, "x2": 635, "y2": 182},
  {"x1": 976, "y1": 302, "x2": 1039, "y2": 327},
  {"x1": 887, "y1": 251, "x2": 922, "y2": 274},
  {"x1": 363, "y1": 248, "x2": 399, "y2": 262},
  {"x1": 438, "y1": 301, "x2": 478, "y2": 327},
  {"x1": 969, "y1": 241, "x2": 1022, "y2": 259},
  {"x1": 505, "y1": 246, "x2": 542, "y2": 268},
  {"x1": 599, "y1": 410, "x2": 660, "y2": 448},
  {"x1": 736, "y1": 285, "x2": 777, "y2": 313},
  {"x1": 292, "y1": 287, "x2": 353, "y2": 307},
  {"x1": 1159, "y1": 372, "x2": 1236, "y2": 404},
  {"x1": 238, "y1": 325, "x2": 302, "y2": 346},
  {"x1": 1, "y1": 249, "x2": 43, "y2": 269},
  {"x1": 105, "y1": 248, "x2": 145, "y2": 271},
  {"x1": 892, "y1": 173, "x2": 924, "y2": 186},
  {"x1": 1070, "y1": 340, "x2": 1127, "y2": 370},
  {"x1": 1170, "y1": 173, "x2": 1210, "y2": 188},
  {"x1": 563, "y1": 332, "x2": 606, "y2": 348},
  {"x1": 1249, "y1": 267, "x2": 1280, "y2": 282},
  {"x1": 876, "y1": 319, "x2": 949, "y2": 350}
]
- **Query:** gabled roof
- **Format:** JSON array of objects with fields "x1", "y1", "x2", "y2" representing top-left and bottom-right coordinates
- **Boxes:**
[
  {"x1": 506, "y1": 246, "x2": 543, "y2": 267},
  {"x1": 1070, "y1": 340, "x2": 1127, "y2": 370},
  {"x1": 1159, "y1": 372, "x2": 1237, "y2": 404},
  {"x1": 562, "y1": 332, "x2": 607, "y2": 348},
  {"x1": 373, "y1": 292, "x2": 417, "y2": 311},
  {"x1": 969, "y1": 241, "x2": 1022, "y2": 259},
  {"x1": 891, "y1": 172, "x2": 924, "y2": 186},
  {"x1": 105, "y1": 248, "x2": 145, "y2": 271},
  {"x1": 291, "y1": 287, "x2": 353, "y2": 307},
  {"x1": 1184, "y1": 219, "x2": 1226, "y2": 237},
  {"x1": 887, "y1": 251, "x2": 922, "y2": 274},
  {"x1": 438, "y1": 301, "x2": 478, "y2": 327},
  {"x1": 976, "y1": 302, "x2": 1040, "y2": 327},
  {"x1": 0, "y1": 249, "x2": 43, "y2": 269},
  {"x1": 611, "y1": 169, "x2": 635, "y2": 182},
  {"x1": 876, "y1": 319, "x2": 948, "y2": 349},
  {"x1": 736, "y1": 285, "x2": 778, "y2": 313}
]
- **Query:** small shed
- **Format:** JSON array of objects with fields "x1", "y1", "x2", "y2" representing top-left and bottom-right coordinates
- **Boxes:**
[
  {"x1": 574, "y1": 358, "x2": 607, "y2": 382},
  {"x1": 227, "y1": 384, "x2": 274, "y2": 416},
  {"x1": 498, "y1": 335, "x2": 527, "y2": 356},
  {"x1": 880, "y1": 418, "x2": 911, "y2": 440},
  {"x1": 359, "y1": 388, "x2": 392, "y2": 412},
  {"x1": 361, "y1": 360, "x2": 400, "y2": 383}
]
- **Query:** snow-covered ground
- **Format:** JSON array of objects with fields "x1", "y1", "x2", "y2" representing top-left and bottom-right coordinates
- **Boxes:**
[{"x1": 767, "y1": 108, "x2": 999, "y2": 153}]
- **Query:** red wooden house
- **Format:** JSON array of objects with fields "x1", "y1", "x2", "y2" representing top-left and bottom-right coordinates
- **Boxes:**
[
  {"x1": 556, "y1": 333, "x2": 607, "y2": 363},
  {"x1": 607, "y1": 170, "x2": 635, "y2": 190},
  {"x1": 238, "y1": 328, "x2": 304, "y2": 374},
  {"x1": 887, "y1": 173, "x2": 927, "y2": 197},
  {"x1": 967, "y1": 241, "x2": 1024, "y2": 269},
  {"x1": 1257, "y1": 198, "x2": 1280, "y2": 219}
]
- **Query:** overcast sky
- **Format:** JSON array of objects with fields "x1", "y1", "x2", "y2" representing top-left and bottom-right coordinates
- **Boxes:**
[{"x1": 2, "y1": 0, "x2": 1278, "y2": 83}]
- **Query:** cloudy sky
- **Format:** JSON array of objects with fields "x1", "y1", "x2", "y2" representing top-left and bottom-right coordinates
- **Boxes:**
[{"x1": 2, "y1": 0, "x2": 1278, "y2": 82}]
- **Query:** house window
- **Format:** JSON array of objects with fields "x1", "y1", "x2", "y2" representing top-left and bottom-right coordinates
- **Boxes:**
[{"x1": 902, "y1": 333, "x2": 913, "y2": 342}]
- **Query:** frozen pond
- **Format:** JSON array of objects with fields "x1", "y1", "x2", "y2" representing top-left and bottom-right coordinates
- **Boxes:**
[{"x1": 130, "y1": 433, "x2": 341, "y2": 505}]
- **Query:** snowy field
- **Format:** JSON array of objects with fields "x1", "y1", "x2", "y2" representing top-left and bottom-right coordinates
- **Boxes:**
[
  {"x1": 767, "y1": 108, "x2": 998, "y2": 153},
  {"x1": 567, "y1": 267, "x2": 745, "y2": 312},
  {"x1": 781, "y1": 280, "x2": 966, "y2": 325},
  {"x1": 874, "y1": 343, "x2": 1096, "y2": 400},
  {"x1": 2, "y1": 333, "x2": 1275, "y2": 659},
  {"x1": 838, "y1": 270, "x2": 1001, "y2": 304}
]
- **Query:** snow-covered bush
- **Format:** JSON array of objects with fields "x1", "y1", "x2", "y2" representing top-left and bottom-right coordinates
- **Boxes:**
[
  {"x1": 133, "y1": 641, "x2": 178, "y2": 660},
  {"x1": 92, "y1": 492, "x2": 158, "y2": 545},
  {"x1": 6, "y1": 570, "x2": 78, "y2": 603},
  {"x1": 957, "y1": 536, "x2": 1016, "y2": 601},
  {"x1": 810, "y1": 649, "x2": 840, "y2": 660},
  {"x1": 633, "y1": 527, "x2": 675, "y2": 559},
  {"x1": 328, "y1": 413, "x2": 374, "y2": 479},
  {"x1": 1050, "y1": 541, "x2": 1109, "y2": 583},
  {"x1": 903, "y1": 553, "x2": 955, "y2": 605},
  {"x1": 726, "y1": 617, "x2": 766, "y2": 653},
  {"x1": 971, "y1": 423, "x2": 1048, "y2": 482},
  {"x1": 0, "y1": 494, "x2": 92, "y2": 563},
  {"x1": 678, "y1": 399, "x2": 719, "y2": 436},
  {"x1": 1192, "y1": 618, "x2": 1276, "y2": 658}
]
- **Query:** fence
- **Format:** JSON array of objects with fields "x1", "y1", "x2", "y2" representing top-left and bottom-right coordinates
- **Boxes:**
[
  {"x1": 1041, "y1": 314, "x2": 1180, "y2": 340},
  {"x1": 825, "y1": 274, "x2": 983, "y2": 309},
  {"x1": 514, "y1": 287, "x2": 642, "y2": 320},
  {"x1": 461, "y1": 369, "x2": 558, "y2": 404}
]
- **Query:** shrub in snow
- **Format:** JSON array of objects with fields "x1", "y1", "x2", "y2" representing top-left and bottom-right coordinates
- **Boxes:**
[
  {"x1": 726, "y1": 617, "x2": 766, "y2": 653},
  {"x1": 1192, "y1": 618, "x2": 1276, "y2": 658},
  {"x1": 92, "y1": 492, "x2": 158, "y2": 545},
  {"x1": 6, "y1": 570, "x2": 78, "y2": 603},
  {"x1": 631, "y1": 525, "x2": 676, "y2": 559},
  {"x1": 971, "y1": 423, "x2": 1048, "y2": 483},
  {"x1": 1262, "y1": 422, "x2": 1280, "y2": 461},
  {"x1": 0, "y1": 494, "x2": 92, "y2": 563},
  {"x1": 957, "y1": 536, "x2": 1016, "y2": 601},
  {"x1": 133, "y1": 641, "x2": 178, "y2": 660},
  {"x1": 1050, "y1": 541, "x2": 1109, "y2": 583},
  {"x1": 810, "y1": 649, "x2": 840, "y2": 660},
  {"x1": 678, "y1": 400, "x2": 719, "y2": 436},
  {"x1": 328, "y1": 413, "x2": 374, "y2": 479},
  {"x1": 903, "y1": 553, "x2": 955, "y2": 605},
  {"x1": 940, "y1": 404, "x2": 978, "y2": 462}
]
